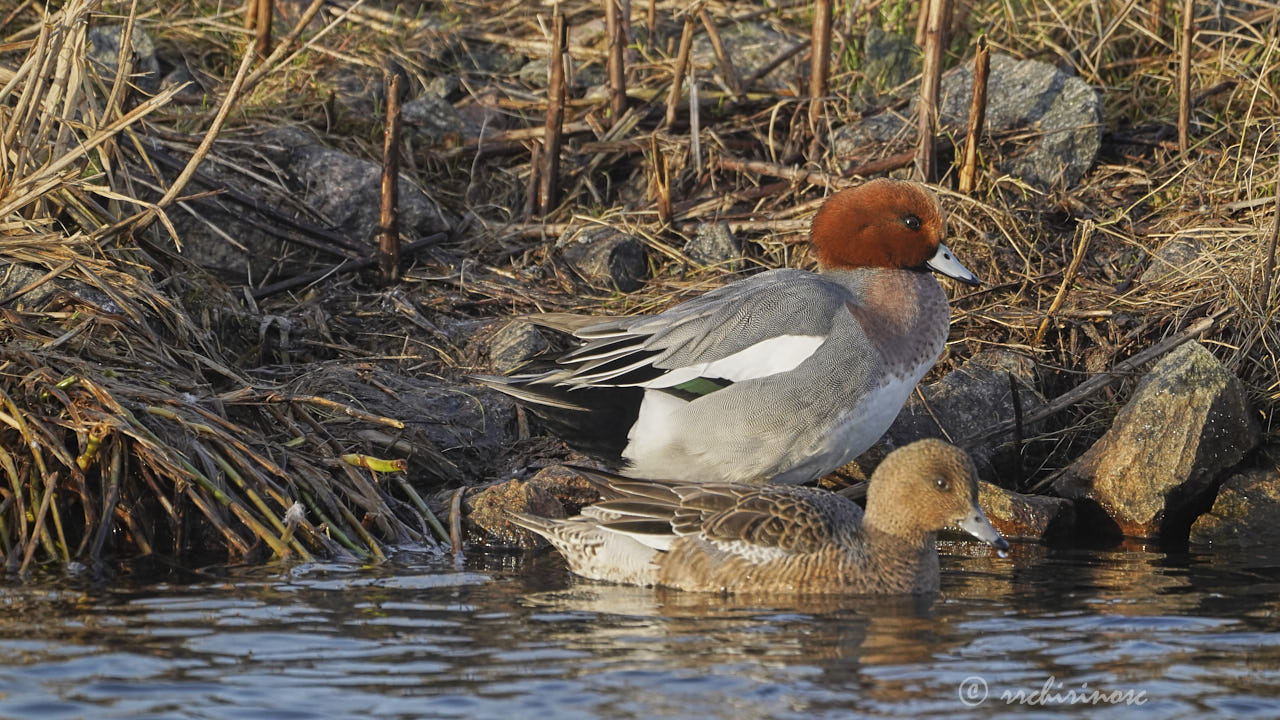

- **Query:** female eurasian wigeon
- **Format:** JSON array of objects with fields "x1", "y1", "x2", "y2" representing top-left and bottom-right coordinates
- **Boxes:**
[
  {"x1": 511, "y1": 439, "x2": 1009, "y2": 594},
  {"x1": 477, "y1": 179, "x2": 978, "y2": 484}
]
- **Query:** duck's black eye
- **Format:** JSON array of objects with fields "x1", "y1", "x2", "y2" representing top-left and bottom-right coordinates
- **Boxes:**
[
  {"x1": 934, "y1": 477, "x2": 949, "y2": 491},
  {"x1": 904, "y1": 214, "x2": 922, "y2": 231}
]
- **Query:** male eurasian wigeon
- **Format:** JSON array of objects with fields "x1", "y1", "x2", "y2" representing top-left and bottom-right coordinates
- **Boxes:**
[
  {"x1": 477, "y1": 179, "x2": 978, "y2": 484},
  {"x1": 511, "y1": 439, "x2": 1009, "y2": 594}
]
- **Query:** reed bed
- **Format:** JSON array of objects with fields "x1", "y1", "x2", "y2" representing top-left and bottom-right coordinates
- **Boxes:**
[{"x1": 0, "y1": 0, "x2": 1276, "y2": 573}]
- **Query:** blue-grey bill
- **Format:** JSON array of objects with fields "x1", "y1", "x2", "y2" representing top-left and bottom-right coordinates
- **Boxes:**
[
  {"x1": 958, "y1": 505, "x2": 1010, "y2": 558},
  {"x1": 926, "y1": 243, "x2": 980, "y2": 285}
]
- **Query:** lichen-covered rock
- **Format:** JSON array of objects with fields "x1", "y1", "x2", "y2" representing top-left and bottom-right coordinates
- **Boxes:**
[
  {"x1": 836, "y1": 54, "x2": 1102, "y2": 188},
  {"x1": 1053, "y1": 341, "x2": 1258, "y2": 540},
  {"x1": 1190, "y1": 468, "x2": 1280, "y2": 546},
  {"x1": 978, "y1": 482, "x2": 1075, "y2": 542},
  {"x1": 464, "y1": 478, "x2": 567, "y2": 549},
  {"x1": 879, "y1": 350, "x2": 1045, "y2": 484},
  {"x1": 488, "y1": 321, "x2": 549, "y2": 373},
  {"x1": 683, "y1": 222, "x2": 743, "y2": 269},
  {"x1": 559, "y1": 225, "x2": 648, "y2": 292},
  {"x1": 526, "y1": 465, "x2": 601, "y2": 514}
]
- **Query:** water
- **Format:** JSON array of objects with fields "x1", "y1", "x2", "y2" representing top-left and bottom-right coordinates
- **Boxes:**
[{"x1": 1, "y1": 542, "x2": 1278, "y2": 719}]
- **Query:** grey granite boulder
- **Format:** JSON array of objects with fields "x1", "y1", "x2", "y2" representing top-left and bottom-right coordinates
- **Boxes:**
[
  {"x1": 262, "y1": 127, "x2": 452, "y2": 244},
  {"x1": 836, "y1": 54, "x2": 1102, "y2": 188}
]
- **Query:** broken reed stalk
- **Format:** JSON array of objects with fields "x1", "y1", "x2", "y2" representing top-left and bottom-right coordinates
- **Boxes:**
[
  {"x1": 665, "y1": 12, "x2": 698, "y2": 128},
  {"x1": 1034, "y1": 220, "x2": 1095, "y2": 347},
  {"x1": 254, "y1": 0, "x2": 273, "y2": 61},
  {"x1": 698, "y1": 6, "x2": 743, "y2": 99},
  {"x1": 1149, "y1": 0, "x2": 1163, "y2": 36},
  {"x1": 651, "y1": 135, "x2": 672, "y2": 224},
  {"x1": 808, "y1": 0, "x2": 833, "y2": 132},
  {"x1": 539, "y1": 11, "x2": 568, "y2": 215},
  {"x1": 1177, "y1": 0, "x2": 1194, "y2": 153},
  {"x1": 957, "y1": 35, "x2": 990, "y2": 195},
  {"x1": 243, "y1": 0, "x2": 257, "y2": 30},
  {"x1": 378, "y1": 68, "x2": 402, "y2": 285},
  {"x1": 915, "y1": 0, "x2": 951, "y2": 182},
  {"x1": 647, "y1": 0, "x2": 657, "y2": 44},
  {"x1": 604, "y1": 0, "x2": 627, "y2": 125}
]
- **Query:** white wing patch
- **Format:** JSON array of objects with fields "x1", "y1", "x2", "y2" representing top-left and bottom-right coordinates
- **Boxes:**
[{"x1": 640, "y1": 334, "x2": 827, "y2": 389}]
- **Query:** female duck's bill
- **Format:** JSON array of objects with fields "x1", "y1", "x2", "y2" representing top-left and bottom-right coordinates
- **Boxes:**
[{"x1": 958, "y1": 507, "x2": 1010, "y2": 558}]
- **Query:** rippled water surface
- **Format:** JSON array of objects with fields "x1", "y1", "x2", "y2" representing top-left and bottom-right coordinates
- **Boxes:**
[{"x1": 1, "y1": 542, "x2": 1278, "y2": 719}]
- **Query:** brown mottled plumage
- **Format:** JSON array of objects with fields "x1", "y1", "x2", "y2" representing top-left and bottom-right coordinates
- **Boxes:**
[{"x1": 511, "y1": 439, "x2": 1009, "y2": 595}]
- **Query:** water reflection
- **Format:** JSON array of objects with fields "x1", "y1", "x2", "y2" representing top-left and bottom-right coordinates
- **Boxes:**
[{"x1": 0, "y1": 543, "x2": 1277, "y2": 719}]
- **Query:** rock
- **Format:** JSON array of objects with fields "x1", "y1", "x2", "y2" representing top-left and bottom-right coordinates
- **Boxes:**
[
  {"x1": 1053, "y1": 341, "x2": 1258, "y2": 540},
  {"x1": 262, "y1": 127, "x2": 452, "y2": 244},
  {"x1": 835, "y1": 54, "x2": 1102, "y2": 188},
  {"x1": 683, "y1": 222, "x2": 743, "y2": 269},
  {"x1": 425, "y1": 75, "x2": 462, "y2": 102},
  {"x1": 517, "y1": 57, "x2": 607, "y2": 90},
  {"x1": 978, "y1": 482, "x2": 1075, "y2": 542},
  {"x1": 691, "y1": 20, "x2": 798, "y2": 89},
  {"x1": 0, "y1": 263, "x2": 120, "y2": 313},
  {"x1": 326, "y1": 64, "x2": 392, "y2": 117},
  {"x1": 463, "y1": 478, "x2": 567, "y2": 549},
  {"x1": 160, "y1": 63, "x2": 206, "y2": 104},
  {"x1": 878, "y1": 350, "x2": 1045, "y2": 485},
  {"x1": 488, "y1": 321, "x2": 550, "y2": 373},
  {"x1": 862, "y1": 26, "x2": 918, "y2": 92},
  {"x1": 402, "y1": 94, "x2": 464, "y2": 147},
  {"x1": 1141, "y1": 233, "x2": 1207, "y2": 284},
  {"x1": 527, "y1": 465, "x2": 601, "y2": 514},
  {"x1": 559, "y1": 225, "x2": 648, "y2": 292},
  {"x1": 87, "y1": 24, "x2": 160, "y2": 95},
  {"x1": 1190, "y1": 468, "x2": 1280, "y2": 546}
]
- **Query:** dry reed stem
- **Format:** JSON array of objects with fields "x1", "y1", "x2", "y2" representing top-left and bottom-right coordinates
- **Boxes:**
[
  {"x1": 378, "y1": 67, "x2": 403, "y2": 284},
  {"x1": 698, "y1": 6, "x2": 742, "y2": 99},
  {"x1": 915, "y1": 0, "x2": 951, "y2": 182},
  {"x1": 1177, "y1": 0, "x2": 1193, "y2": 152},
  {"x1": 957, "y1": 35, "x2": 990, "y2": 195},
  {"x1": 665, "y1": 13, "x2": 697, "y2": 128},
  {"x1": 254, "y1": 0, "x2": 273, "y2": 60},
  {"x1": 539, "y1": 11, "x2": 568, "y2": 216},
  {"x1": 604, "y1": 0, "x2": 627, "y2": 125},
  {"x1": 808, "y1": 0, "x2": 833, "y2": 131}
]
